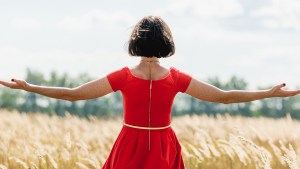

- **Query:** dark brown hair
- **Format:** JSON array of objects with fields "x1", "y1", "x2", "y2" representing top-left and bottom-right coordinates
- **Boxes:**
[{"x1": 128, "y1": 16, "x2": 175, "y2": 58}]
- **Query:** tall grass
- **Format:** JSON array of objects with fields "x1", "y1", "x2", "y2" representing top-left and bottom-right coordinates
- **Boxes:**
[{"x1": 0, "y1": 110, "x2": 299, "y2": 169}]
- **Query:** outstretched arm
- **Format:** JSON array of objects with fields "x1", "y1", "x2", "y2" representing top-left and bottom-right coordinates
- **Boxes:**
[
  {"x1": 185, "y1": 78, "x2": 300, "y2": 104},
  {"x1": 0, "y1": 77, "x2": 113, "y2": 102}
]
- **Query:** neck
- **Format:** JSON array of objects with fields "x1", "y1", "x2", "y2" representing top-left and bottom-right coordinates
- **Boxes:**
[{"x1": 140, "y1": 57, "x2": 160, "y2": 63}]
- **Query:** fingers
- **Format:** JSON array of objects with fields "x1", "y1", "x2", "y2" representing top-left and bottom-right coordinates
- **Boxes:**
[
  {"x1": 0, "y1": 78, "x2": 23, "y2": 89},
  {"x1": 276, "y1": 83, "x2": 286, "y2": 89},
  {"x1": 292, "y1": 90, "x2": 300, "y2": 96},
  {"x1": 272, "y1": 83, "x2": 283, "y2": 90},
  {"x1": 270, "y1": 83, "x2": 300, "y2": 97},
  {"x1": 11, "y1": 78, "x2": 21, "y2": 85},
  {"x1": 0, "y1": 80, "x2": 18, "y2": 89},
  {"x1": 276, "y1": 83, "x2": 300, "y2": 96},
  {"x1": 281, "y1": 89, "x2": 300, "y2": 97},
  {"x1": 271, "y1": 83, "x2": 286, "y2": 93}
]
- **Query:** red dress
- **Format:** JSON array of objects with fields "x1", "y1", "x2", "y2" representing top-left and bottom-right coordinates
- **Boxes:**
[{"x1": 102, "y1": 66, "x2": 192, "y2": 169}]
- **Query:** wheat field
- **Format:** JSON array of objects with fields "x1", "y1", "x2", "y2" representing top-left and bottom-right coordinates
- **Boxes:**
[{"x1": 0, "y1": 110, "x2": 300, "y2": 169}]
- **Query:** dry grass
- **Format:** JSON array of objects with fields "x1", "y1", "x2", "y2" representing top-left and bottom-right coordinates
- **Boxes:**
[{"x1": 0, "y1": 110, "x2": 300, "y2": 169}]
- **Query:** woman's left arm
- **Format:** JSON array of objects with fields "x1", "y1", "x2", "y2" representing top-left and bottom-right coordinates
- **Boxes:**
[
  {"x1": 0, "y1": 77, "x2": 113, "y2": 102},
  {"x1": 221, "y1": 83, "x2": 300, "y2": 103},
  {"x1": 185, "y1": 78, "x2": 300, "y2": 104}
]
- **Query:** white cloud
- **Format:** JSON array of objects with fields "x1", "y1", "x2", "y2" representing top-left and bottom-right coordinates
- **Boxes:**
[
  {"x1": 251, "y1": 0, "x2": 300, "y2": 30},
  {"x1": 173, "y1": 22, "x2": 273, "y2": 44},
  {"x1": 158, "y1": 0, "x2": 244, "y2": 18},
  {"x1": 0, "y1": 45, "x2": 138, "y2": 80},
  {"x1": 260, "y1": 19, "x2": 280, "y2": 29},
  {"x1": 226, "y1": 44, "x2": 300, "y2": 88},
  {"x1": 228, "y1": 45, "x2": 300, "y2": 67},
  {"x1": 10, "y1": 17, "x2": 41, "y2": 30},
  {"x1": 57, "y1": 10, "x2": 135, "y2": 31}
]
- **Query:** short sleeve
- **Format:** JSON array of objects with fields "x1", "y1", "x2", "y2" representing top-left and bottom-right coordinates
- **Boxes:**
[
  {"x1": 106, "y1": 67, "x2": 128, "y2": 92},
  {"x1": 175, "y1": 69, "x2": 192, "y2": 93}
]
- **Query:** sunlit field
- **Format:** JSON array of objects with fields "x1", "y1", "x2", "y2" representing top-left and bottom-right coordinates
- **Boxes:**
[{"x1": 0, "y1": 110, "x2": 300, "y2": 169}]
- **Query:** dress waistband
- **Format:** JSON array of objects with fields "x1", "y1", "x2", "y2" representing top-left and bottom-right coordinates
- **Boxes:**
[{"x1": 123, "y1": 122, "x2": 171, "y2": 130}]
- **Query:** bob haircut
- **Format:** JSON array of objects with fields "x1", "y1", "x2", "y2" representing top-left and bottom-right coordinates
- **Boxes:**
[{"x1": 128, "y1": 16, "x2": 175, "y2": 58}]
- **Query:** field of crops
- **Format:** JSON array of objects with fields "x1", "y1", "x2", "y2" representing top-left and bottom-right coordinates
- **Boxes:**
[{"x1": 0, "y1": 110, "x2": 300, "y2": 169}]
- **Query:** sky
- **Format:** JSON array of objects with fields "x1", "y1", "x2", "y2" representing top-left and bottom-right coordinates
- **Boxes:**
[{"x1": 0, "y1": 0, "x2": 300, "y2": 89}]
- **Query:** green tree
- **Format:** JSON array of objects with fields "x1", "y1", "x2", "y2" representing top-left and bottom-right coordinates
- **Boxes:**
[{"x1": 0, "y1": 88, "x2": 21, "y2": 110}]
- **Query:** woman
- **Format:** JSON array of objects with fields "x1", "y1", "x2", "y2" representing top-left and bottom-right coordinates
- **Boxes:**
[{"x1": 0, "y1": 16, "x2": 300, "y2": 169}]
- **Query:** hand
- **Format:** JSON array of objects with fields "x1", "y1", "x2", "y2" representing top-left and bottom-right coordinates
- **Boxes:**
[
  {"x1": 269, "y1": 83, "x2": 300, "y2": 97},
  {"x1": 0, "y1": 79, "x2": 29, "y2": 90}
]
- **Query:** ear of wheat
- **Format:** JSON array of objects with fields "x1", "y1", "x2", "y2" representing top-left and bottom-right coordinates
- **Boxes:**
[{"x1": 0, "y1": 110, "x2": 300, "y2": 168}]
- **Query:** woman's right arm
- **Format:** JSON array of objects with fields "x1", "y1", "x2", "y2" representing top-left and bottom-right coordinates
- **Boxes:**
[
  {"x1": 185, "y1": 78, "x2": 300, "y2": 104},
  {"x1": 0, "y1": 77, "x2": 113, "y2": 102}
]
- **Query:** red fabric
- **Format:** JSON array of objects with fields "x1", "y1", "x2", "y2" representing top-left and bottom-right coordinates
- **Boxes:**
[{"x1": 102, "y1": 66, "x2": 192, "y2": 169}]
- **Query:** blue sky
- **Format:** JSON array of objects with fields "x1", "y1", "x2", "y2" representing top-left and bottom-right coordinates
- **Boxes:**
[{"x1": 0, "y1": 0, "x2": 299, "y2": 89}]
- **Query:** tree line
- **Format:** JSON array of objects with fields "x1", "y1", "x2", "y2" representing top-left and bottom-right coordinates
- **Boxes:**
[{"x1": 0, "y1": 69, "x2": 300, "y2": 119}]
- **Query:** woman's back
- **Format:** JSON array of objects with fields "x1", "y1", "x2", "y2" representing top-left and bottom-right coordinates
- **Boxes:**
[{"x1": 106, "y1": 62, "x2": 192, "y2": 127}]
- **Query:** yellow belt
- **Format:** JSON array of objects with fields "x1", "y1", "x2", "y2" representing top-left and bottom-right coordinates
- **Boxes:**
[{"x1": 123, "y1": 122, "x2": 171, "y2": 130}]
